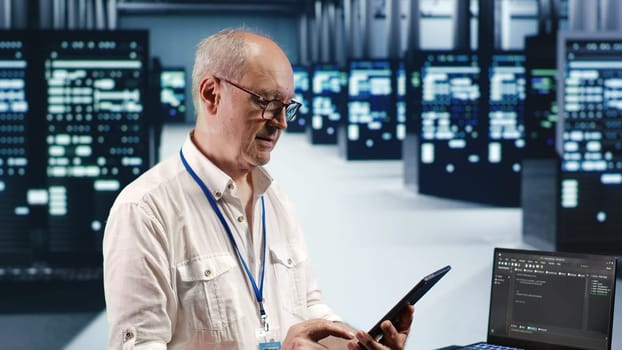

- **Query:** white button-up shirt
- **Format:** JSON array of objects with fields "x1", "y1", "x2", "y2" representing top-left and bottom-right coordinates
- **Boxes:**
[{"x1": 103, "y1": 133, "x2": 340, "y2": 350}]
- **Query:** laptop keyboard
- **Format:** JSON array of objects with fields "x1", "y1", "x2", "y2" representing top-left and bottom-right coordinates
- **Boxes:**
[{"x1": 461, "y1": 343, "x2": 524, "y2": 350}]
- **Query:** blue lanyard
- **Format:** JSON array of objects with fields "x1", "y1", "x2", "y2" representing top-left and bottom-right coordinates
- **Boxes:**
[{"x1": 179, "y1": 149, "x2": 268, "y2": 324}]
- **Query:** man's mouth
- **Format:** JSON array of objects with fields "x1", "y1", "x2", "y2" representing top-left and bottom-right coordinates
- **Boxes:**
[
  {"x1": 256, "y1": 135, "x2": 274, "y2": 142},
  {"x1": 256, "y1": 135, "x2": 277, "y2": 148}
]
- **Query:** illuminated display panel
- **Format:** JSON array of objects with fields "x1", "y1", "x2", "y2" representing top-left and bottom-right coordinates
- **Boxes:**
[
  {"x1": 0, "y1": 34, "x2": 30, "y2": 263},
  {"x1": 483, "y1": 52, "x2": 525, "y2": 206},
  {"x1": 420, "y1": 53, "x2": 481, "y2": 144},
  {"x1": 405, "y1": 59, "x2": 421, "y2": 134},
  {"x1": 557, "y1": 32, "x2": 622, "y2": 253},
  {"x1": 488, "y1": 53, "x2": 526, "y2": 144},
  {"x1": 43, "y1": 31, "x2": 149, "y2": 263},
  {"x1": 397, "y1": 61, "x2": 406, "y2": 129},
  {"x1": 309, "y1": 63, "x2": 346, "y2": 144},
  {"x1": 0, "y1": 31, "x2": 150, "y2": 284},
  {"x1": 524, "y1": 34, "x2": 558, "y2": 158},
  {"x1": 287, "y1": 65, "x2": 310, "y2": 133},
  {"x1": 160, "y1": 67, "x2": 186, "y2": 123},
  {"x1": 344, "y1": 59, "x2": 402, "y2": 160},
  {"x1": 411, "y1": 52, "x2": 485, "y2": 202},
  {"x1": 409, "y1": 51, "x2": 525, "y2": 206},
  {"x1": 487, "y1": 52, "x2": 525, "y2": 171}
]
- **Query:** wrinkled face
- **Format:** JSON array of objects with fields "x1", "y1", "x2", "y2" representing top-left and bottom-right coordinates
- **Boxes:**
[{"x1": 205, "y1": 36, "x2": 295, "y2": 171}]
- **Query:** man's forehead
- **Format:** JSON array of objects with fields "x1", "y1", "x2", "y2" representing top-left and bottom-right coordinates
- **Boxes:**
[{"x1": 242, "y1": 67, "x2": 294, "y2": 98}]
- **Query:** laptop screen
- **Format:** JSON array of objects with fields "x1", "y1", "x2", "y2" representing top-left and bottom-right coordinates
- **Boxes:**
[{"x1": 487, "y1": 248, "x2": 617, "y2": 350}]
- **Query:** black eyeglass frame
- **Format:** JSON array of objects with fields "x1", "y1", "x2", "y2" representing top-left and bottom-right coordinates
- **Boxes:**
[{"x1": 217, "y1": 76, "x2": 301, "y2": 122}]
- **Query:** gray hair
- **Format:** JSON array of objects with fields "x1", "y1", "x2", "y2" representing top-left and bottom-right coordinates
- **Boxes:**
[{"x1": 191, "y1": 28, "x2": 249, "y2": 116}]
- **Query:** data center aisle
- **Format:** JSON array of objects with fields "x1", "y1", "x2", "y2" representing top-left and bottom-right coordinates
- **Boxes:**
[{"x1": 64, "y1": 124, "x2": 622, "y2": 350}]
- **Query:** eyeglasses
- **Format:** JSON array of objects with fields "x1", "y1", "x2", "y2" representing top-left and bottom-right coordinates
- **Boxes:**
[{"x1": 218, "y1": 77, "x2": 301, "y2": 122}]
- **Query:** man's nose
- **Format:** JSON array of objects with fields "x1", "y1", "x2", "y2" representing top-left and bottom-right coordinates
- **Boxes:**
[{"x1": 268, "y1": 109, "x2": 288, "y2": 130}]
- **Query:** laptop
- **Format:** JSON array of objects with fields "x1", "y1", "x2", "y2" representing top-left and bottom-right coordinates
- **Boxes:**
[{"x1": 458, "y1": 248, "x2": 617, "y2": 350}]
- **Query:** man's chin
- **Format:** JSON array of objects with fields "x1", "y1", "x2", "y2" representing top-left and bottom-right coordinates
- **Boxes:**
[
  {"x1": 256, "y1": 155, "x2": 271, "y2": 166},
  {"x1": 248, "y1": 153, "x2": 271, "y2": 167}
]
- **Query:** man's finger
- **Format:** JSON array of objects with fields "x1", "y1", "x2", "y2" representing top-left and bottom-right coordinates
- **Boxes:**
[
  {"x1": 355, "y1": 330, "x2": 386, "y2": 350},
  {"x1": 395, "y1": 304, "x2": 415, "y2": 332},
  {"x1": 379, "y1": 320, "x2": 404, "y2": 348},
  {"x1": 307, "y1": 320, "x2": 355, "y2": 342}
]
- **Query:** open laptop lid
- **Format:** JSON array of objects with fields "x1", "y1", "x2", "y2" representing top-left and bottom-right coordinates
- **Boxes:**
[{"x1": 486, "y1": 248, "x2": 617, "y2": 350}]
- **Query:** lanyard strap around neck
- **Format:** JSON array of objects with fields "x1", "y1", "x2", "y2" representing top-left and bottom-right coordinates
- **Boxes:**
[{"x1": 179, "y1": 149, "x2": 268, "y2": 319}]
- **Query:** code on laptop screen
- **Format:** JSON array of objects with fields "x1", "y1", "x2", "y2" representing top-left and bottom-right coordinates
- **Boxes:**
[{"x1": 488, "y1": 248, "x2": 616, "y2": 350}]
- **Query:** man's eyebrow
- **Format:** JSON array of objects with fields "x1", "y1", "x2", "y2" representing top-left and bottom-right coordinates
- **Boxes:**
[{"x1": 258, "y1": 88, "x2": 291, "y2": 101}]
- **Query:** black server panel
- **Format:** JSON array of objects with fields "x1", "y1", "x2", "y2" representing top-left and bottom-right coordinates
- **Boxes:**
[
  {"x1": 557, "y1": 32, "x2": 622, "y2": 253},
  {"x1": 410, "y1": 52, "x2": 485, "y2": 202},
  {"x1": 160, "y1": 67, "x2": 187, "y2": 123},
  {"x1": 525, "y1": 34, "x2": 558, "y2": 158},
  {"x1": 409, "y1": 51, "x2": 525, "y2": 206},
  {"x1": 482, "y1": 52, "x2": 526, "y2": 206},
  {"x1": 343, "y1": 59, "x2": 403, "y2": 160},
  {"x1": 0, "y1": 31, "x2": 151, "y2": 311},
  {"x1": 522, "y1": 35, "x2": 559, "y2": 251},
  {"x1": 309, "y1": 64, "x2": 346, "y2": 144},
  {"x1": 0, "y1": 33, "x2": 30, "y2": 263},
  {"x1": 287, "y1": 65, "x2": 310, "y2": 133}
]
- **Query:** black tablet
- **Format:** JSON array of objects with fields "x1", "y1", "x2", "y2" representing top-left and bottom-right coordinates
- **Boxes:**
[{"x1": 367, "y1": 265, "x2": 451, "y2": 341}]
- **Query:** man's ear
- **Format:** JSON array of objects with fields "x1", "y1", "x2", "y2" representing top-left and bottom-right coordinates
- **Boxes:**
[{"x1": 199, "y1": 76, "x2": 219, "y2": 114}]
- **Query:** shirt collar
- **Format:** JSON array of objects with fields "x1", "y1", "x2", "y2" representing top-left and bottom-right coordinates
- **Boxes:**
[{"x1": 181, "y1": 131, "x2": 273, "y2": 200}]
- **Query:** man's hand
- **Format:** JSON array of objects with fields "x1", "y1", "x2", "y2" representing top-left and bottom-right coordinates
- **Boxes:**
[
  {"x1": 347, "y1": 305, "x2": 415, "y2": 350},
  {"x1": 282, "y1": 319, "x2": 356, "y2": 349}
]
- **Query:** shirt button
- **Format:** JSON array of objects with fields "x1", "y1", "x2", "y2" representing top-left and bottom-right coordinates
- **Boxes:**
[
  {"x1": 287, "y1": 258, "x2": 293, "y2": 266},
  {"x1": 215, "y1": 191, "x2": 222, "y2": 198},
  {"x1": 124, "y1": 330, "x2": 134, "y2": 341},
  {"x1": 204, "y1": 269, "x2": 211, "y2": 277},
  {"x1": 237, "y1": 216, "x2": 244, "y2": 222},
  {"x1": 227, "y1": 183, "x2": 234, "y2": 190}
]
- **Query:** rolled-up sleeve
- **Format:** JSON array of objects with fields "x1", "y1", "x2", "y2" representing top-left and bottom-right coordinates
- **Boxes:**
[{"x1": 103, "y1": 201, "x2": 175, "y2": 350}]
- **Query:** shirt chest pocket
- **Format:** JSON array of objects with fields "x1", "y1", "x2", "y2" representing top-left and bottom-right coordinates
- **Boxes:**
[
  {"x1": 269, "y1": 243, "x2": 308, "y2": 319},
  {"x1": 176, "y1": 255, "x2": 245, "y2": 332}
]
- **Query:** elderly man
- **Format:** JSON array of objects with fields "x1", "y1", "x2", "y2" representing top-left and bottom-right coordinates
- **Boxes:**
[{"x1": 103, "y1": 28, "x2": 413, "y2": 350}]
